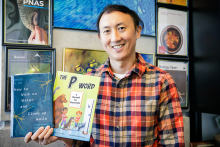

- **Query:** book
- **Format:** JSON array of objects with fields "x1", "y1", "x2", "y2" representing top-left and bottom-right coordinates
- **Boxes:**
[
  {"x1": 10, "y1": 73, "x2": 53, "y2": 138},
  {"x1": 52, "y1": 71, "x2": 100, "y2": 142}
]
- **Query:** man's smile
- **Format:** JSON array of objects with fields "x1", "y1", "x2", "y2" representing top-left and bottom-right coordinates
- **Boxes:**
[{"x1": 111, "y1": 44, "x2": 124, "y2": 49}]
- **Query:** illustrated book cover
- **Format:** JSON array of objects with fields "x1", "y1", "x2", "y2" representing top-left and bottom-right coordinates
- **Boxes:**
[
  {"x1": 52, "y1": 71, "x2": 100, "y2": 142},
  {"x1": 10, "y1": 73, "x2": 53, "y2": 138}
]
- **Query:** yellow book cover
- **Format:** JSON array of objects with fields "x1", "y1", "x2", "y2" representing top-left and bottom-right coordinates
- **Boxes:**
[{"x1": 52, "y1": 71, "x2": 100, "y2": 141}]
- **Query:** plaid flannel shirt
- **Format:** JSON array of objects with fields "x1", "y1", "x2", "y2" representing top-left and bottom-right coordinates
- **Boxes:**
[{"x1": 75, "y1": 53, "x2": 184, "y2": 147}]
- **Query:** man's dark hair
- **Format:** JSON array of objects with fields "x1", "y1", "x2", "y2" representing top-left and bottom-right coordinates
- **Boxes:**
[{"x1": 96, "y1": 4, "x2": 144, "y2": 33}]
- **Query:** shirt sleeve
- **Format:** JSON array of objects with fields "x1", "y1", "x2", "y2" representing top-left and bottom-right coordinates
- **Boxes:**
[{"x1": 157, "y1": 73, "x2": 185, "y2": 146}]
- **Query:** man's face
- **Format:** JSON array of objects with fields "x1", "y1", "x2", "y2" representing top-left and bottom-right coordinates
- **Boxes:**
[{"x1": 98, "y1": 11, "x2": 141, "y2": 62}]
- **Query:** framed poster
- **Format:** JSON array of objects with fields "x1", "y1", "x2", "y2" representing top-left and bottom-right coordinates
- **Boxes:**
[
  {"x1": 63, "y1": 48, "x2": 109, "y2": 74},
  {"x1": 157, "y1": 59, "x2": 189, "y2": 108},
  {"x1": 53, "y1": 0, "x2": 155, "y2": 36},
  {"x1": 2, "y1": 0, "x2": 51, "y2": 47},
  {"x1": 156, "y1": 7, "x2": 188, "y2": 56},
  {"x1": 157, "y1": 0, "x2": 188, "y2": 7},
  {"x1": 5, "y1": 47, "x2": 56, "y2": 111},
  {"x1": 139, "y1": 53, "x2": 154, "y2": 65}
]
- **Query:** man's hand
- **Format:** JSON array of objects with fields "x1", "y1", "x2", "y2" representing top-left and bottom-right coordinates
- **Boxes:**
[
  {"x1": 24, "y1": 126, "x2": 74, "y2": 147},
  {"x1": 24, "y1": 126, "x2": 58, "y2": 145},
  {"x1": 28, "y1": 25, "x2": 48, "y2": 45}
]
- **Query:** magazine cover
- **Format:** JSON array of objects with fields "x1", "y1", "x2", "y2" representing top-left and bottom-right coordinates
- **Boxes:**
[
  {"x1": 6, "y1": 48, "x2": 55, "y2": 111},
  {"x1": 52, "y1": 71, "x2": 100, "y2": 141},
  {"x1": 158, "y1": 60, "x2": 188, "y2": 107},
  {"x1": 10, "y1": 73, "x2": 53, "y2": 137},
  {"x1": 157, "y1": 8, "x2": 188, "y2": 56},
  {"x1": 3, "y1": 0, "x2": 51, "y2": 46}
]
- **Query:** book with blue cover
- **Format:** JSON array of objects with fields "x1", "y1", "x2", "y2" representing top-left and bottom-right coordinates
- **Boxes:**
[{"x1": 10, "y1": 73, "x2": 53, "y2": 138}]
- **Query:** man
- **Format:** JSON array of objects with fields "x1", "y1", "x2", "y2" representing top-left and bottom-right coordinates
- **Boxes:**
[{"x1": 24, "y1": 4, "x2": 184, "y2": 147}]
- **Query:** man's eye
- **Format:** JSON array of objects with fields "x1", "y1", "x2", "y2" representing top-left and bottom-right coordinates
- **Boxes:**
[
  {"x1": 118, "y1": 27, "x2": 125, "y2": 30},
  {"x1": 103, "y1": 30, "x2": 110, "y2": 34}
]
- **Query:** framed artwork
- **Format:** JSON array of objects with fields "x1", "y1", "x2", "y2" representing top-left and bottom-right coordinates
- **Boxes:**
[
  {"x1": 2, "y1": 0, "x2": 52, "y2": 47},
  {"x1": 157, "y1": 58, "x2": 189, "y2": 108},
  {"x1": 63, "y1": 48, "x2": 108, "y2": 74},
  {"x1": 157, "y1": 0, "x2": 188, "y2": 7},
  {"x1": 53, "y1": 0, "x2": 155, "y2": 36},
  {"x1": 156, "y1": 7, "x2": 188, "y2": 57},
  {"x1": 140, "y1": 53, "x2": 154, "y2": 65},
  {"x1": 5, "y1": 47, "x2": 56, "y2": 111}
]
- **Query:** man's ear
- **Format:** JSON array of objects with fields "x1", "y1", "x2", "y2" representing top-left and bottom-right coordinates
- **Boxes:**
[
  {"x1": 136, "y1": 25, "x2": 142, "y2": 39},
  {"x1": 98, "y1": 33, "x2": 101, "y2": 40}
]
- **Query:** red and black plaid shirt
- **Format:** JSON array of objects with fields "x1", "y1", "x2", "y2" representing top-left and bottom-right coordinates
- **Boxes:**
[{"x1": 85, "y1": 53, "x2": 184, "y2": 147}]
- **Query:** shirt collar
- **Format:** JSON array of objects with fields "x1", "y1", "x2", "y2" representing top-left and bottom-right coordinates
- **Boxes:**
[{"x1": 100, "y1": 53, "x2": 147, "y2": 78}]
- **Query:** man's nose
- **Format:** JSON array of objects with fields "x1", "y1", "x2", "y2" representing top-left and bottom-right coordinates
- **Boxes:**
[{"x1": 111, "y1": 30, "x2": 121, "y2": 42}]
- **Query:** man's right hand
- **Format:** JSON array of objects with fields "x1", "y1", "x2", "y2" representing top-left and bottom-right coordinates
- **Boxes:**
[{"x1": 24, "y1": 126, "x2": 73, "y2": 146}]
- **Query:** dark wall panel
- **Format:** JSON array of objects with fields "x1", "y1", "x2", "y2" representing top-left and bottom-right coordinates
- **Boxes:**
[{"x1": 191, "y1": 0, "x2": 220, "y2": 114}]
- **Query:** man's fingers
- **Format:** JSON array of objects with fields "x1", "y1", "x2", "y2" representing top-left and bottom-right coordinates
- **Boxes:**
[
  {"x1": 41, "y1": 128, "x2": 55, "y2": 145},
  {"x1": 24, "y1": 132, "x2": 32, "y2": 143},
  {"x1": 31, "y1": 126, "x2": 44, "y2": 141},
  {"x1": 38, "y1": 126, "x2": 50, "y2": 143}
]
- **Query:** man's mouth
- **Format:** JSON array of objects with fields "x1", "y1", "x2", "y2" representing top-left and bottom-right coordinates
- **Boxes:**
[{"x1": 112, "y1": 44, "x2": 124, "y2": 49}]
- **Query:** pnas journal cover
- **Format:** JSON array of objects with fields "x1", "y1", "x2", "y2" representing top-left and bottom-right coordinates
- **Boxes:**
[{"x1": 52, "y1": 71, "x2": 100, "y2": 142}]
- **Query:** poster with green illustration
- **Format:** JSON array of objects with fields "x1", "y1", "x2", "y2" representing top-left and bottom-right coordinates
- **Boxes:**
[
  {"x1": 53, "y1": 71, "x2": 100, "y2": 141},
  {"x1": 63, "y1": 48, "x2": 109, "y2": 74}
]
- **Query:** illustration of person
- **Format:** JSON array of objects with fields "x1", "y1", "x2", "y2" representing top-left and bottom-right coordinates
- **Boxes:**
[
  {"x1": 74, "y1": 111, "x2": 82, "y2": 128},
  {"x1": 60, "y1": 107, "x2": 68, "y2": 128}
]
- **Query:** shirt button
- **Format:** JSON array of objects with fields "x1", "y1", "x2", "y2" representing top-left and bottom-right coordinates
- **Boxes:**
[
  {"x1": 118, "y1": 104, "x2": 121, "y2": 108},
  {"x1": 116, "y1": 125, "x2": 120, "y2": 129}
]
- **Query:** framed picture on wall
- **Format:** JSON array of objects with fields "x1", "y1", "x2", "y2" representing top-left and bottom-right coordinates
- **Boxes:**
[
  {"x1": 63, "y1": 48, "x2": 108, "y2": 74},
  {"x1": 2, "y1": 0, "x2": 52, "y2": 47},
  {"x1": 156, "y1": 7, "x2": 188, "y2": 57},
  {"x1": 157, "y1": 58, "x2": 189, "y2": 108},
  {"x1": 157, "y1": 0, "x2": 188, "y2": 7},
  {"x1": 5, "y1": 47, "x2": 56, "y2": 111},
  {"x1": 139, "y1": 53, "x2": 155, "y2": 65},
  {"x1": 53, "y1": 0, "x2": 155, "y2": 36}
]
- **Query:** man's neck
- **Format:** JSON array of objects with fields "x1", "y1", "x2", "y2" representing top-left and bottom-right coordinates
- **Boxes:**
[{"x1": 109, "y1": 54, "x2": 136, "y2": 74}]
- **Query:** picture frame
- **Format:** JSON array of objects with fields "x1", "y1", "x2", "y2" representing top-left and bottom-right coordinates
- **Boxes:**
[
  {"x1": 2, "y1": 0, "x2": 52, "y2": 47},
  {"x1": 63, "y1": 48, "x2": 108, "y2": 74},
  {"x1": 139, "y1": 53, "x2": 155, "y2": 65},
  {"x1": 53, "y1": 0, "x2": 155, "y2": 36},
  {"x1": 156, "y1": 58, "x2": 189, "y2": 108},
  {"x1": 156, "y1": 6, "x2": 188, "y2": 57},
  {"x1": 156, "y1": 0, "x2": 188, "y2": 7},
  {"x1": 5, "y1": 46, "x2": 56, "y2": 111}
]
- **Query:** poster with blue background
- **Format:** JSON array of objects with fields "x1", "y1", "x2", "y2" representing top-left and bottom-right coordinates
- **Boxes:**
[{"x1": 54, "y1": 0, "x2": 155, "y2": 36}]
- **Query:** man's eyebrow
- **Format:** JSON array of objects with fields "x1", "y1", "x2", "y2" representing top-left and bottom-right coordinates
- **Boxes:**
[
  {"x1": 101, "y1": 22, "x2": 125, "y2": 29},
  {"x1": 116, "y1": 22, "x2": 125, "y2": 27}
]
